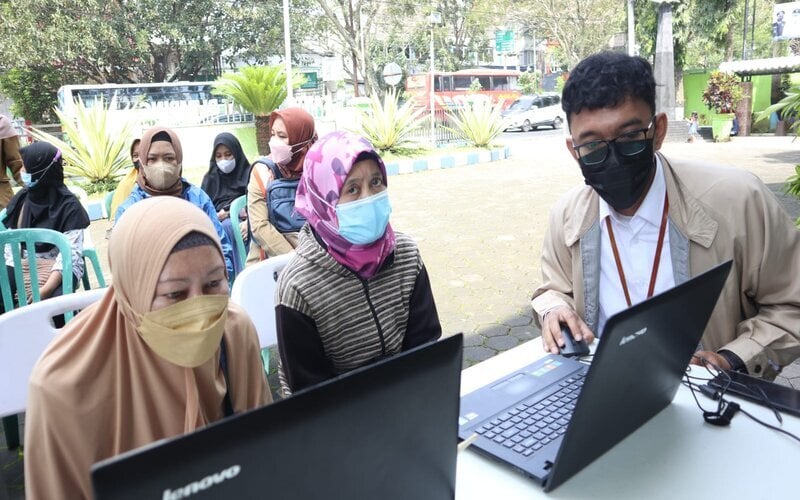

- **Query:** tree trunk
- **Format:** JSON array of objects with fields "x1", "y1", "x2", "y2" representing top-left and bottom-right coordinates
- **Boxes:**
[
  {"x1": 352, "y1": 49, "x2": 360, "y2": 97},
  {"x1": 255, "y1": 116, "x2": 271, "y2": 156}
]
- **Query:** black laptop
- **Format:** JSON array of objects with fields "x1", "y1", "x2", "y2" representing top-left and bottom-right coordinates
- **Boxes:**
[
  {"x1": 459, "y1": 260, "x2": 732, "y2": 492},
  {"x1": 91, "y1": 334, "x2": 463, "y2": 500}
]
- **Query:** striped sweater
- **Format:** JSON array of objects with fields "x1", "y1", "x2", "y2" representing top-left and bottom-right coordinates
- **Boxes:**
[{"x1": 276, "y1": 224, "x2": 442, "y2": 395}]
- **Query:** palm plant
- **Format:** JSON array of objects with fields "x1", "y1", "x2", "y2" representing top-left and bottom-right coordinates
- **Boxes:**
[
  {"x1": 357, "y1": 90, "x2": 427, "y2": 153},
  {"x1": 444, "y1": 96, "x2": 507, "y2": 148},
  {"x1": 30, "y1": 97, "x2": 133, "y2": 189},
  {"x1": 758, "y1": 85, "x2": 800, "y2": 226},
  {"x1": 212, "y1": 66, "x2": 303, "y2": 155},
  {"x1": 785, "y1": 165, "x2": 800, "y2": 227},
  {"x1": 759, "y1": 83, "x2": 800, "y2": 135}
]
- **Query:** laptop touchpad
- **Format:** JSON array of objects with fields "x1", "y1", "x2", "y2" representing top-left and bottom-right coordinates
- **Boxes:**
[{"x1": 492, "y1": 373, "x2": 539, "y2": 397}]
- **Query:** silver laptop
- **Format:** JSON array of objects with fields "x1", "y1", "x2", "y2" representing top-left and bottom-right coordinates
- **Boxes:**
[{"x1": 459, "y1": 260, "x2": 732, "y2": 491}]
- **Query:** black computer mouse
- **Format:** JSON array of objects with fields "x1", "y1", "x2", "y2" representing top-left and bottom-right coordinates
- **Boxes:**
[{"x1": 559, "y1": 324, "x2": 590, "y2": 358}]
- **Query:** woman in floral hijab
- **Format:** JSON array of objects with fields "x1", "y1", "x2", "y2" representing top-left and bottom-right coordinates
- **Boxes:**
[{"x1": 274, "y1": 130, "x2": 442, "y2": 396}]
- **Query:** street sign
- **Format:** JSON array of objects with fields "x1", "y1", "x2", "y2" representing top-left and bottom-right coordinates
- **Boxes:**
[
  {"x1": 382, "y1": 62, "x2": 403, "y2": 87},
  {"x1": 495, "y1": 30, "x2": 514, "y2": 52}
]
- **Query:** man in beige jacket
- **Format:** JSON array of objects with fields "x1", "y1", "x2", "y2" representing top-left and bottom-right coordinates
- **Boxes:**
[{"x1": 531, "y1": 52, "x2": 800, "y2": 379}]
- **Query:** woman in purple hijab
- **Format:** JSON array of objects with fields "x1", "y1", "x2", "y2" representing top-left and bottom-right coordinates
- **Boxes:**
[{"x1": 275, "y1": 130, "x2": 442, "y2": 395}]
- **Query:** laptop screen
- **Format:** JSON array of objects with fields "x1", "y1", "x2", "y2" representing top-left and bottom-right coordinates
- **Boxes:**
[{"x1": 91, "y1": 335, "x2": 463, "y2": 500}]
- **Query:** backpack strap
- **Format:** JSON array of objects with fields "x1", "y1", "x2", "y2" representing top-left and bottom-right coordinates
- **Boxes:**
[
  {"x1": 251, "y1": 157, "x2": 277, "y2": 198},
  {"x1": 219, "y1": 337, "x2": 234, "y2": 417}
]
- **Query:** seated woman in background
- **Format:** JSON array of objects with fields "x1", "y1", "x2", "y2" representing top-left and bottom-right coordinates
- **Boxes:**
[
  {"x1": 246, "y1": 107, "x2": 316, "y2": 264},
  {"x1": 114, "y1": 126, "x2": 236, "y2": 279},
  {"x1": 201, "y1": 132, "x2": 250, "y2": 276},
  {"x1": 276, "y1": 130, "x2": 442, "y2": 396},
  {"x1": 108, "y1": 137, "x2": 140, "y2": 225},
  {"x1": 2, "y1": 142, "x2": 89, "y2": 321},
  {"x1": 24, "y1": 196, "x2": 271, "y2": 500}
]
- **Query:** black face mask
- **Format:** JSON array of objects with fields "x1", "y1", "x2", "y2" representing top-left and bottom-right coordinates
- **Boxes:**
[
  {"x1": 578, "y1": 139, "x2": 656, "y2": 211},
  {"x1": 133, "y1": 160, "x2": 141, "y2": 170}
]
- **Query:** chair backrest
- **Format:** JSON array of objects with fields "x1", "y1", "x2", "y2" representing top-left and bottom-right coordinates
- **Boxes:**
[
  {"x1": 65, "y1": 185, "x2": 108, "y2": 289},
  {"x1": 228, "y1": 194, "x2": 247, "y2": 270},
  {"x1": 230, "y1": 252, "x2": 293, "y2": 349},
  {"x1": 0, "y1": 228, "x2": 74, "y2": 314},
  {"x1": 0, "y1": 287, "x2": 106, "y2": 417},
  {"x1": 104, "y1": 190, "x2": 114, "y2": 219}
]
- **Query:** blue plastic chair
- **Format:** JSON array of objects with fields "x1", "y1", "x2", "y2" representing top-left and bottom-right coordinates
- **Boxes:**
[{"x1": 229, "y1": 195, "x2": 248, "y2": 271}]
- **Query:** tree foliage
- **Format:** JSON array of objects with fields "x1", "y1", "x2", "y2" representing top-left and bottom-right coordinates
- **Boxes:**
[
  {"x1": 501, "y1": 0, "x2": 625, "y2": 69},
  {"x1": 0, "y1": 0, "x2": 319, "y2": 120},
  {"x1": 634, "y1": 0, "x2": 775, "y2": 70},
  {"x1": 0, "y1": 66, "x2": 68, "y2": 123},
  {"x1": 0, "y1": 0, "x2": 317, "y2": 83},
  {"x1": 518, "y1": 69, "x2": 541, "y2": 95}
]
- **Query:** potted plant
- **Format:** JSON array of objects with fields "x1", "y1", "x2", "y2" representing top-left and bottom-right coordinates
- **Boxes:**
[{"x1": 702, "y1": 71, "x2": 743, "y2": 142}]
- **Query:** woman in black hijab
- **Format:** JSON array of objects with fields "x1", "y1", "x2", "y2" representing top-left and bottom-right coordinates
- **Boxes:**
[
  {"x1": 201, "y1": 132, "x2": 250, "y2": 274},
  {"x1": 3, "y1": 141, "x2": 90, "y2": 316}
]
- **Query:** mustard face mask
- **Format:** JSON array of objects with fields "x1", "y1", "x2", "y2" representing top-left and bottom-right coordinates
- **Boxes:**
[{"x1": 138, "y1": 294, "x2": 228, "y2": 368}]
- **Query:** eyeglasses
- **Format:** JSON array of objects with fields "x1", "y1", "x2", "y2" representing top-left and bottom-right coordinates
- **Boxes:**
[{"x1": 572, "y1": 118, "x2": 655, "y2": 166}]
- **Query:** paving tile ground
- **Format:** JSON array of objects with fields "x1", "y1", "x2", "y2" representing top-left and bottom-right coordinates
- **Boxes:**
[{"x1": 2, "y1": 132, "x2": 800, "y2": 498}]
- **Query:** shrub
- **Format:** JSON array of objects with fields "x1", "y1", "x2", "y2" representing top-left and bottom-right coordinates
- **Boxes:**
[
  {"x1": 758, "y1": 84, "x2": 800, "y2": 135},
  {"x1": 702, "y1": 71, "x2": 743, "y2": 114},
  {"x1": 444, "y1": 96, "x2": 506, "y2": 148},
  {"x1": 785, "y1": 165, "x2": 800, "y2": 227},
  {"x1": 518, "y1": 70, "x2": 540, "y2": 95},
  {"x1": 30, "y1": 97, "x2": 133, "y2": 188},
  {"x1": 356, "y1": 89, "x2": 427, "y2": 153}
]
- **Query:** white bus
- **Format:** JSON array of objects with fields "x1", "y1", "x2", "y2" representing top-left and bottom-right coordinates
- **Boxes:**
[{"x1": 56, "y1": 81, "x2": 250, "y2": 126}]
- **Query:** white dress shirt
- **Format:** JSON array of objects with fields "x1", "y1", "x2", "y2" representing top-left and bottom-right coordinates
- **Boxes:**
[{"x1": 597, "y1": 156, "x2": 675, "y2": 336}]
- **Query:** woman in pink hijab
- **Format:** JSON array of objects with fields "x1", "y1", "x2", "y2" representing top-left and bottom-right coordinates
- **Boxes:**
[{"x1": 275, "y1": 130, "x2": 442, "y2": 396}]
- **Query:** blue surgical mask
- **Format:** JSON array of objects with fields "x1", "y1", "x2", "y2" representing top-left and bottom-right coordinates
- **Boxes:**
[
  {"x1": 21, "y1": 172, "x2": 33, "y2": 186},
  {"x1": 335, "y1": 190, "x2": 392, "y2": 245}
]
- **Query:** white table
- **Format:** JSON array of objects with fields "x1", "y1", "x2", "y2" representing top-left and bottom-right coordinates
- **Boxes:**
[{"x1": 456, "y1": 339, "x2": 799, "y2": 499}]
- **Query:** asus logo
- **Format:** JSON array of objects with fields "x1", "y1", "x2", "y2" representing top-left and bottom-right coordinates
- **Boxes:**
[
  {"x1": 619, "y1": 327, "x2": 647, "y2": 346},
  {"x1": 162, "y1": 464, "x2": 241, "y2": 499}
]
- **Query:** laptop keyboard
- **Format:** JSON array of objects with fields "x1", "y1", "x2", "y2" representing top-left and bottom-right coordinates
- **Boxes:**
[{"x1": 474, "y1": 372, "x2": 586, "y2": 457}]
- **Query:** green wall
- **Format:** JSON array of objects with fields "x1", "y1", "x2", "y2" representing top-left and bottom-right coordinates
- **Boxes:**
[{"x1": 683, "y1": 70, "x2": 797, "y2": 125}]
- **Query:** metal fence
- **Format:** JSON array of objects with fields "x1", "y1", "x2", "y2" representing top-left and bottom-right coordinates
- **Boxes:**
[{"x1": 406, "y1": 108, "x2": 464, "y2": 146}]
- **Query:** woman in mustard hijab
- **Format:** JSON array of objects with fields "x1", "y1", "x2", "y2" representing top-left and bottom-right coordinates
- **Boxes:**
[{"x1": 24, "y1": 196, "x2": 270, "y2": 500}]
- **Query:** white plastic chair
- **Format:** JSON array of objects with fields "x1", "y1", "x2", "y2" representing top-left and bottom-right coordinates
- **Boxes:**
[
  {"x1": 0, "y1": 287, "x2": 106, "y2": 418},
  {"x1": 230, "y1": 252, "x2": 294, "y2": 372},
  {"x1": 0, "y1": 287, "x2": 106, "y2": 449}
]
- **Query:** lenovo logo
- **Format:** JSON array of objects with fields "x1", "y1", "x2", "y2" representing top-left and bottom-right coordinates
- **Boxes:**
[
  {"x1": 618, "y1": 327, "x2": 647, "y2": 346},
  {"x1": 162, "y1": 464, "x2": 241, "y2": 499}
]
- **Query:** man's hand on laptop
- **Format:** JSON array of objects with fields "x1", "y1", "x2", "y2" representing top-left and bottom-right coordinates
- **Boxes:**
[
  {"x1": 690, "y1": 350, "x2": 731, "y2": 371},
  {"x1": 541, "y1": 306, "x2": 595, "y2": 355}
]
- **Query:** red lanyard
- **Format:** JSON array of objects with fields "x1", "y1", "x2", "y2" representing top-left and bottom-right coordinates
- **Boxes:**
[{"x1": 605, "y1": 194, "x2": 669, "y2": 307}]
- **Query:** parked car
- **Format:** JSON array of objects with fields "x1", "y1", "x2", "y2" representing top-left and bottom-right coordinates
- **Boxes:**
[{"x1": 501, "y1": 94, "x2": 564, "y2": 132}]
